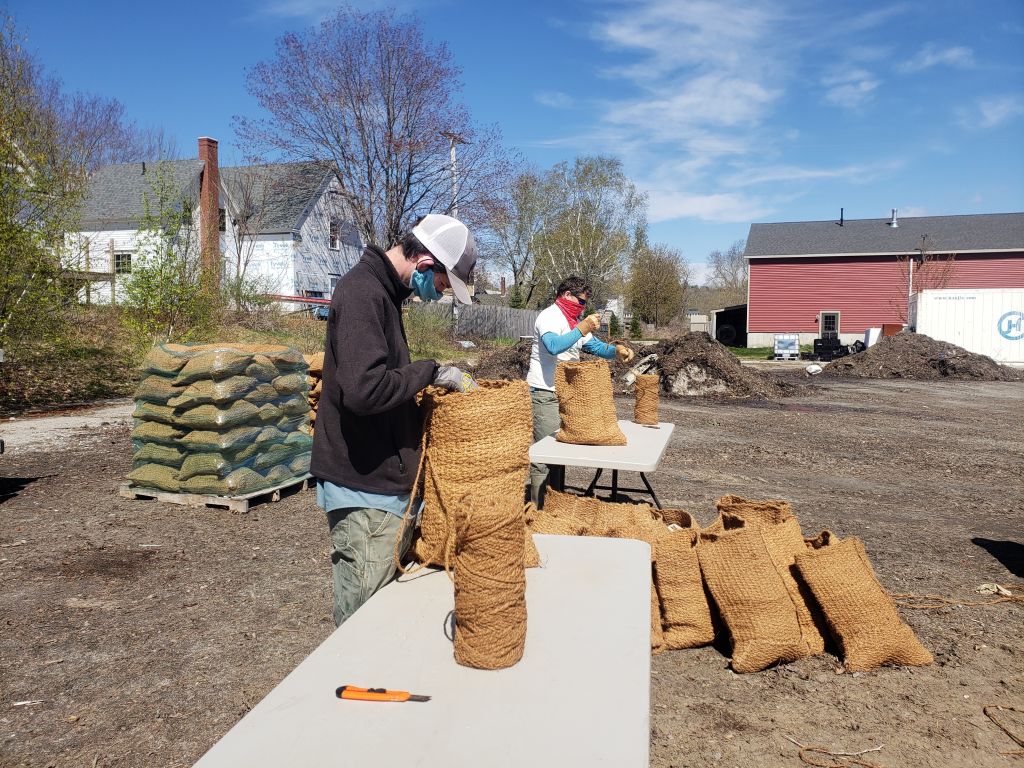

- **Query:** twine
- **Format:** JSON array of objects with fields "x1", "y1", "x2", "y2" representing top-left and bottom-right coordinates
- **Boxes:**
[
  {"x1": 453, "y1": 495, "x2": 527, "y2": 670},
  {"x1": 634, "y1": 373, "x2": 660, "y2": 425}
]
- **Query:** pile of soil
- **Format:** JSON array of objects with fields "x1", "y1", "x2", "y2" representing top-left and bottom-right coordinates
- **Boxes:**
[
  {"x1": 825, "y1": 333, "x2": 1024, "y2": 381},
  {"x1": 636, "y1": 332, "x2": 796, "y2": 399},
  {"x1": 471, "y1": 339, "x2": 533, "y2": 381}
]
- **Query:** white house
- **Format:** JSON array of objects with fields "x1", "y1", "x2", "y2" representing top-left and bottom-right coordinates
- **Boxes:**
[{"x1": 64, "y1": 137, "x2": 361, "y2": 309}]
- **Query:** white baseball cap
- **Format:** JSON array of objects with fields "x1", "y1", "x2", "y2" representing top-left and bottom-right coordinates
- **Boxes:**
[{"x1": 411, "y1": 214, "x2": 477, "y2": 304}]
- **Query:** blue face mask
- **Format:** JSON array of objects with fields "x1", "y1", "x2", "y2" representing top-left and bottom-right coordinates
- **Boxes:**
[{"x1": 410, "y1": 268, "x2": 441, "y2": 302}]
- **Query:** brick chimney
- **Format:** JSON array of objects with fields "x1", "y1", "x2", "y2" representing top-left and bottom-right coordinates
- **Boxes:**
[{"x1": 197, "y1": 137, "x2": 220, "y2": 293}]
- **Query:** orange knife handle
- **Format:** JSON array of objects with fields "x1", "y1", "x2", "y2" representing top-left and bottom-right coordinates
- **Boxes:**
[{"x1": 336, "y1": 686, "x2": 410, "y2": 702}]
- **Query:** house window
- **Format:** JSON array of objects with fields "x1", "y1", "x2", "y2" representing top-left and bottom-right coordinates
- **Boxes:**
[
  {"x1": 218, "y1": 208, "x2": 226, "y2": 232},
  {"x1": 819, "y1": 311, "x2": 840, "y2": 338},
  {"x1": 329, "y1": 273, "x2": 340, "y2": 293},
  {"x1": 329, "y1": 219, "x2": 340, "y2": 250},
  {"x1": 114, "y1": 252, "x2": 132, "y2": 274}
]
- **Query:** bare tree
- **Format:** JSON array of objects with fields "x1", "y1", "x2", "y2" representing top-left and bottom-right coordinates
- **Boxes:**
[
  {"x1": 891, "y1": 234, "x2": 957, "y2": 322},
  {"x1": 706, "y1": 239, "x2": 747, "y2": 305},
  {"x1": 479, "y1": 168, "x2": 547, "y2": 306},
  {"x1": 236, "y1": 6, "x2": 512, "y2": 248}
]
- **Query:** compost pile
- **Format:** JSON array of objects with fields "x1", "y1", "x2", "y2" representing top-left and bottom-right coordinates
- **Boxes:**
[
  {"x1": 633, "y1": 332, "x2": 796, "y2": 399},
  {"x1": 825, "y1": 333, "x2": 1023, "y2": 381},
  {"x1": 471, "y1": 339, "x2": 533, "y2": 381}
]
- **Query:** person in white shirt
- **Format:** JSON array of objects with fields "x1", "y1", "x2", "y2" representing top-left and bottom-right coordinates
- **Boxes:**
[{"x1": 526, "y1": 276, "x2": 635, "y2": 505}]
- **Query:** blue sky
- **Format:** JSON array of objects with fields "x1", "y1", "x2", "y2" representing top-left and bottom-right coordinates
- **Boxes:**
[{"x1": 8, "y1": 0, "x2": 1024, "y2": 283}]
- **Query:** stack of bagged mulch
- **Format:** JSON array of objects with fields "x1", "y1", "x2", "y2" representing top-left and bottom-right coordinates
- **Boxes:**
[
  {"x1": 127, "y1": 343, "x2": 313, "y2": 497},
  {"x1": 528, "y1": 490, "x2": 932, "y2": 673},
  {"x1": 303, "y1": 352, "x2": 324, "y2": 435}
]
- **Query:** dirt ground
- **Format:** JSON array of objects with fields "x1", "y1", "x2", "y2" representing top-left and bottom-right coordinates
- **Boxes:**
[{"x1": 1, "y1": 374, "x2": 1022, "y2": 767}]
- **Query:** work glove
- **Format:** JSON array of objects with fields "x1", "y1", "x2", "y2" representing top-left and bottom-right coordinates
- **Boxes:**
[
  {"x1": 576, "y1": 313, "x2": 602, "y2": 337},
  {"x1": 615, "y1": 344, "x2": 635, "y2": 364},
  {"x1": 433, "y1": 365, "x2": 479, "y2": 393}
]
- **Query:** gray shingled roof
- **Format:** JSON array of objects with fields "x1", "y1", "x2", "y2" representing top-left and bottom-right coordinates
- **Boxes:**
[
  {"x1": 745, "y1": 212, "x2": 1024, "y2": 258},
  {"x1": 77, "y1": 159, "x2": 205, "y2": 230},
  {"x1": 220, "y1": 162, "x2": 334, "y2": 234}
]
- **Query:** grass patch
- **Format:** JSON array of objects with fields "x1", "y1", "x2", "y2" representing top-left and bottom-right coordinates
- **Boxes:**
[{"x1": 727, "y1": 345, "x2": 813, "y2": 360}]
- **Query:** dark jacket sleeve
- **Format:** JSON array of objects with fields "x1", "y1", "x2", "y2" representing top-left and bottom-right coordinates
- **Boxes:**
[{"x1": 333, "y1": 292, "x2": 437, "y2": 416}]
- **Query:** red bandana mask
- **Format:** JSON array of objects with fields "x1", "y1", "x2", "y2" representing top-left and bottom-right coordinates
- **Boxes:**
[{"x1": 555, "y1": 295, "x2": 585, "y2": 329}]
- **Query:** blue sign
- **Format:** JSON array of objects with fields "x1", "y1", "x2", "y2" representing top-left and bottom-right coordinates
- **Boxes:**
[{"x1": 998, "y1": 311, "x2": 1024, "y2": 341}]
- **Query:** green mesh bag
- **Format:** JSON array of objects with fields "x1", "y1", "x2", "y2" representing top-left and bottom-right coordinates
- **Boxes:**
[
  {"x1": 167, "y1": 376, "x2": 258, "y2": 409},
  {"x1": 175, "y1": 401, "x2": 260, "y2": 430},
  {"x1": 132, "y1": 443, "x2": 186, "y2": 468},
  {"x1": 177, "y1": 426, "x2": 263, "y2": 452},
  {"x1": 132, "y1": 402, "x2": 177, "y2": 425},
  {"x1": 142, "y1": 345, "x2": 189, "y2": 376},
  {"x1": 180, "y1": 467, "x2": 269, "y2": 496},
  {"x1": 134, "y1": 374, "x2": 184, "y2": 404},
  {"x1": 261, "y1": 464, "x2": 294, "y2": 485},
  {"x1": 177, "y1": 453, "x2": 235, "y2": 481},
  {"x1": 127, "y1": 463, "x2": 180, "y2": 492},
  {"x1": 244, "y1": 383, "x2": 281, "y2": 403},
  {"x1": 174, "y1": 349, "x2": 255, "y2": 385},
  {"x1": 289, "y1": 452, "x2": 311, "y2": 475},
  {"x1": 131, "y1": 421, "x2": 184, "y2": 446},
  {"x1": 272, "y1": 373, "x2": 308, "y2": 395}
]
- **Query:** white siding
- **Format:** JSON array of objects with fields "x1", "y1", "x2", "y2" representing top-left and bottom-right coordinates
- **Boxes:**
[
  {"x1": 64, "y1": 228, "x2": 140, "y2": 304},
  {"x1": 294, "y1": 178, "x2": 362, "y2": 298}
]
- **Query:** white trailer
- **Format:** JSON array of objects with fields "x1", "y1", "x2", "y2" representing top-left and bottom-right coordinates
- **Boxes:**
[{"x1": 909, "y1": 289, "x2": 1024, "y2": 365}]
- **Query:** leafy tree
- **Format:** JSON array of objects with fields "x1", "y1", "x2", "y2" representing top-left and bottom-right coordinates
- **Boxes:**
[
  {"x1": 236, "y1": 6, "x2": 513, "y2": 247},
  {"x1": 626, "y1": 244, "x2": 689, "y2": 326},
  {"x1": 506, "y1": 283, "x2": 525, "y2": 309},
  {"x1": 120, "y1": 162, "x2": 214, "y2": 341},
  {"x1": 629, "y1": 314, "x2": 642, "y2": 339},
  {"x1": 608, "y1": 311, "x2": 622, "y2": 337}
]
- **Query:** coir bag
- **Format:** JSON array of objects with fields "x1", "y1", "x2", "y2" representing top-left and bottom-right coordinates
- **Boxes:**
[
  {"x1": 796, "y1": 532, "x2": 933, "y2": 671},
  {"x1": 555, "y1": 360, "x2": 626, "y2": 446},
  {"x1": 697, "y1": 514, "x2": 811, "y2": 673},
  {"x1": 653, "y1": 509, "x2": 715, "y2": 650},
  {"x1": 412, "y1": 380, "x2": 534, "y2": 568}
]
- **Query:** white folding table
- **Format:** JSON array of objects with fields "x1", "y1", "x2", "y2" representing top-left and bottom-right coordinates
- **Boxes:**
[
  {"x1": 529, "y1": 419, "x2": 676, "y2": 508},
  {"x1": 192, "y1": 535, "x2": 652, "y2": 768}
]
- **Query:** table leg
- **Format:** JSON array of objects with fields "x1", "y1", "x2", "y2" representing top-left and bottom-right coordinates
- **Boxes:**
[
  {"x1": 640, "y1": 472, "x2": 662, "y2": 509},
  {"x1": 611, "y1": 470, "x2": 619, "y2": 502},
  {"x1": 549, "y1": 464, "x2": 566, "y2": 492},
  {"x1": 584, "y1": 469, "x2": 603, "y2": 497}
]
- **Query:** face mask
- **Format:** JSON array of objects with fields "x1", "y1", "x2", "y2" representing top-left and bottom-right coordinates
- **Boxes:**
[{"x1": 410, "y1": 268, "x2": 441, "y2": 302}]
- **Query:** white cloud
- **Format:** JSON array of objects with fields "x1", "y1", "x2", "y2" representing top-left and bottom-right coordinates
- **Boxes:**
[
  {"x1": 896, "y1": 206, "x2": 928, "y2": 218},
  {"x1": 257, "y1": 0, "x2": 411, "y2": 19},
  {"x1": 722, "y1": 160, "x2": 900, "y2": 188},
  {"x1": 897, "y1": 44, "x2": 975, "y2": 73},
  {"x1": 645, "y1": 189, "x2": 771, "y2": 224},
  {"x1": 821, "y1": 67, "x2": 880, "y2": 109},
  {"x1": 534, "y1": 91, "x2": 574, "y2": 109},
  {"x1": 977, "y1": 96, "x2": 1024, "y2": 128}
]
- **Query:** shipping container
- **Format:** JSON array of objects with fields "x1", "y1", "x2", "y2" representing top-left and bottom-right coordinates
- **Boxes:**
[{"x1": 909, "y1": 289, "x2": 1024, "y2": 365}]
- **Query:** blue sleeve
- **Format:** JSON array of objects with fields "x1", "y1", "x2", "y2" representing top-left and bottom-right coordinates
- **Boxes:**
[
  {"x1": 583, "y1": 337, "x2": 616, "y2": 359},
  {"x1": 541, "y1": 329, "x2": 583, "y2": 355}
]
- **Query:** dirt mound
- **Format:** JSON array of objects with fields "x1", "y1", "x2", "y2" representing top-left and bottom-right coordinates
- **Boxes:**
[
  {"x1": 824, "y1": 333, "x2": 1023, "y2": 381},
  {"x1": 471, "y1": 339, "x2": 533, "y2": 381},
  {"x1": 631, "y1": 332, "x2": 797, "y2": 399}
]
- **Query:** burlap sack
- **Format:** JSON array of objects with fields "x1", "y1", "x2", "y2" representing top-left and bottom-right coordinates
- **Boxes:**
[
  {"x1": 554, "y1": 360, "x2": 626, "y2": 446},
  {"x1": 525, "y1": 504, "x2": 587, "y2": 536},
  {"x1": 304, "y1": 352, "x2": 324, "y2": 376},
  {"x1": 709, "y1": 494, "x2": 826, "y2": 654},
  {"x1": 653, "y1": 509, "x2": 715, "y2": 649},
  {"x1": 634, "y1": 373, "x2": 660, "y2": 425},
  {"x1": 796, "y1": 532, "x2": 933, "y2": 671},
  {"x1": 412, "y1": 380, "x2": 533, "y2": 568},
  {"x1": 697, "y1": 515, "x2": 811, "y2": 673},
  {"x1": 127, "y1": 463, "x2": 180, "y2": 493}
]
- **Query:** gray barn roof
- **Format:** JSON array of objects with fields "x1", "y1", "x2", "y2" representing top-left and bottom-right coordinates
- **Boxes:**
[
  {"x1": 220, "y1": 162, "x2": 335, "y2": 234},
  {"x1": 745, "y1": 212, "x2": 1024, "y2": 259},
  {"x1": 78, "y1": 159, "x2": 205, "y2": 229}
]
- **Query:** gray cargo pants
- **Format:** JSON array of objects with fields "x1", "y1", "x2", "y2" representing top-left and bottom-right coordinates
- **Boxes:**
[
  {"x1": 327, "y1": 507, "x2": 415, "y2": 627},
  {"x1": 528, "y1": 388, "x2": 560, "y2": 507}
]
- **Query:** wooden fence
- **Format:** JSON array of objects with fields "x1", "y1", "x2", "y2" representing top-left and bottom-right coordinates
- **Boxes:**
[{"x1": 409, "y1": 303, "x2": 540, "y2": 340}]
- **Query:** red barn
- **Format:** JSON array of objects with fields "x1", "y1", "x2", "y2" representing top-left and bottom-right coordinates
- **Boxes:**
[{"x1": 743, "y1": 211, "x2": 1024, "y2": 347}]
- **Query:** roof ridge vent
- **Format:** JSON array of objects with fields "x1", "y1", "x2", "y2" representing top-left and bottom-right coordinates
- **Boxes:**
[{"x1": 889, "y1": 208, "x2": 899, "y2": 228}]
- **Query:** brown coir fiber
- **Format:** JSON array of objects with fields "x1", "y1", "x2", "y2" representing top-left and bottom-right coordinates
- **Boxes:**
[
  {"x1": 453, "y1": 496, "x2": 527, "y2": 669},
  {"x1": 711, "y1": 494, "x2": 827, "y2": 654},
  {"x1": 411, "y1": 380, "x2": 534, "y2": 568},
  {"x1": 796, "y1": 532, "x2": 933, "y2": 671},
  {"x1": 653, "y1": 509, "x2": 715, "y2": 650},
  {"x1": 541, "y1": 487, "x2": 659, "y2": 537},
  {"x1": 698, "y1": 515, "x2": 811, "y2": 673},
  {"x1": 555, "y1": 360, "x2": 626, "y2": 446},
  {"x1": 634, "y1": 373, "x2": 660, "y2": 425}
]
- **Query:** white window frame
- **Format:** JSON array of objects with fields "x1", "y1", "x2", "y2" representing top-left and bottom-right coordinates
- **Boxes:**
[
  {"x1": 819, "y1": 310, "x2": 840, "y2": 338},
  {"x1": 114, "y1": 251, "x2": 133, "y2": 275}
]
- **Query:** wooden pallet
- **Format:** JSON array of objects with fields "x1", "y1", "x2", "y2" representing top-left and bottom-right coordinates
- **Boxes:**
[{"x1": 119, "y1": 474, "x2": 314, "y2": 513}]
